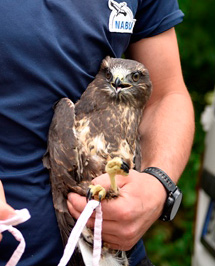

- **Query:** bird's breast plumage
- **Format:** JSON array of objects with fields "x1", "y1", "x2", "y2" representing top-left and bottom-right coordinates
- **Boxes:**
[{"x1": 75, "y1": 103, "x2": 141, "y2": 174}]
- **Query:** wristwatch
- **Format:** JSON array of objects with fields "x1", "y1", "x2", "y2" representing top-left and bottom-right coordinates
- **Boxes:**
[{"x1": 142, "y1": 167, "x2": 182, "y2": 221}]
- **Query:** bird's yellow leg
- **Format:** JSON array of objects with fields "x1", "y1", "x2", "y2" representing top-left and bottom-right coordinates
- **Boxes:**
[
  {"x1": 108, "y1": 173, "x2": 118, "y2": 193},
  {"x1": 105, "y1": 157, "x2": 130, "y2": 193}
]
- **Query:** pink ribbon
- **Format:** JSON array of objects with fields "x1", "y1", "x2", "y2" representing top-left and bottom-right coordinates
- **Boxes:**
[
  {"x1": 0, "y1": 209, "x2": 31, "y2": 266},
  {"x1": 93, "y1": 203, "x2": 102, "y2": 266}
]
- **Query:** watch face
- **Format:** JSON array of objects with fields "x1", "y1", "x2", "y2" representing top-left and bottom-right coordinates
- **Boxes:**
[
  {"x1": 170, "y1": 190, "x2": 183, "y2": 220},
  {"x1": 160, "y1": 188, "x2": 182, "y2": 221}
]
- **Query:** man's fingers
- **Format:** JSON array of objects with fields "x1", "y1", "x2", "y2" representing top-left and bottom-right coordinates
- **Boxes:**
[
  {"x1": 67, "y1": 199, "x2": 80, "y2": 219},
  {"x1": 0, "y1": 181, "x2": 6, "y2": 202},
  {"x1": 0, "y1": 202, "x2": 16, "y2": 220},
  {"x1": 67, "y1": 193, "x2": 87, "y2": 212},
  {"x1": 67, "y1": 193, "x2": 97, "y2": 220},
  {"x1": 102, "y1": 234, "x2": 132, "y2": 251},
  {"x1": 0, "y1": 201, "x2": 16, "y2": 220},
  {"x1": 67, "y1": 191, "x2": 130, "y2": 221},
  {"x1": 0, "y1": 181, "x2": 15, "y2": 220}
]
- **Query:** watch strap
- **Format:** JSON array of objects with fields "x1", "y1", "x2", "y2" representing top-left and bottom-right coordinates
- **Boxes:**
[
  {"x1": 142, "y1": 167, "x2": 176, "y2": 193},
  {"x1": 142, "y1": 167, "x2": 182, "y2": 222}
]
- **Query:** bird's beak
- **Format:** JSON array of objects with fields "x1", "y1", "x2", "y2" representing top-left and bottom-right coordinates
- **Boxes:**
[
  {"x1": 111, "y1": 75, "x2": 131, "y2": 91},
  {"x1": 114, "y1": 77, "x2": 122, "y2": 90}
]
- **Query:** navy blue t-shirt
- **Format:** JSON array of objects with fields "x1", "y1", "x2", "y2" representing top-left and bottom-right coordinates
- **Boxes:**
[{"x1": 0, "y1": 1, "x2": 183, "y2": 265}]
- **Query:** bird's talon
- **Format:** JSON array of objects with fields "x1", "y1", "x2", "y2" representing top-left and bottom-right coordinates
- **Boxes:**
[
  {"x1": 99, "y1": 194, "x2": 102, "y2": 202},
  {"x1": 87, "y1": 184, "x2": 106, "y2": 202},
  {"x1": 120, "y1": 160, "x2": 130, "y2": 173},
  {"x1": 86, "y1": 188, "x2": 93, "y2": 202},
  {"x1": 105, "y1": 157, "x2": 130, "y2": 176}
]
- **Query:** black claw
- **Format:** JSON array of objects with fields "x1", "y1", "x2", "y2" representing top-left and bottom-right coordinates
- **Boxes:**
[
  {"x1": 99, "y1": 194, "x2": 102, "y2": 202},
  {"x1": 86, "y1": 188, "x2": 92, "y2": 202},
  {"x1": 120, "y1": 160, "x2": 130, "y2": 173}
]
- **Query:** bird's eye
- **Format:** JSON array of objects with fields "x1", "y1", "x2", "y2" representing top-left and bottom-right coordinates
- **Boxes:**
[
  {"x1": 132, "y1": 72, "x2": 140, "y2": 82},
  {"x1": 105, "y1": 70, "x2": 112, "y2": 81}
]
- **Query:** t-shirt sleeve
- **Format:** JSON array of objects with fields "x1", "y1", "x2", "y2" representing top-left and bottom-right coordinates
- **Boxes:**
[{"x1": 131, "y1": 0, "x2": 184, "y2": 43}]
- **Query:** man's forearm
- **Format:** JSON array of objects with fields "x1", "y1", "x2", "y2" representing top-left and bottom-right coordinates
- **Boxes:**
[
  {"x1": 127, "y1": 28, "x2": 195, "y2": 182},
  {"x1": 139, "y1": 89, "x2": 194, "y2": 182}
]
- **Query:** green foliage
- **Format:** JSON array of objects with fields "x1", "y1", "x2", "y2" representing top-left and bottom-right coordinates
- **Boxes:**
[{"x1": 144, "y1": 1, "x2": 215, "y2": 265}]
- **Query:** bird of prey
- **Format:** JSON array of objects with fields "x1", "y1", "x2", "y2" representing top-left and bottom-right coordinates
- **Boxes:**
[{"x1": 43, "y1": 56, "x2": 152, "y2": 266}]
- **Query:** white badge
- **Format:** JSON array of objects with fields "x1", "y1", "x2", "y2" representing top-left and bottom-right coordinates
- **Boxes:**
[{"x1": 108, "y1": 0, "x2": 136, "y2": 33}]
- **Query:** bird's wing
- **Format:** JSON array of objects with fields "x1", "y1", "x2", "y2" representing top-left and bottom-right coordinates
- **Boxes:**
[
  {"x1": 133, "y1": 135, "x2": 142, "y2": 172},
  {"x1": 43, "y1": 98, "x2": 84, "y2": 246}
]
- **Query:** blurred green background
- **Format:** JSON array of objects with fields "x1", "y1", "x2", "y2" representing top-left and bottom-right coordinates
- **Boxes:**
[{"x1": 144, "y1": 0, "x2": 215, "y2": 265}]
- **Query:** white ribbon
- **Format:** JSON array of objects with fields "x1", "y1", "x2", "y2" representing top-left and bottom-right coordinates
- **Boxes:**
[
  {"x1": 0, "y1": 209, "x2": 31, "y2": 266},
  {"x1": 58, "y1": 200, "x2": 103, "y2": 266}
]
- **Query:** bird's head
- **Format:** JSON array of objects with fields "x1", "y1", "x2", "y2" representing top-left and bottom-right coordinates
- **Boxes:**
[{"x1": 96, "y1": 56, "x2": 152, "y2": 108}]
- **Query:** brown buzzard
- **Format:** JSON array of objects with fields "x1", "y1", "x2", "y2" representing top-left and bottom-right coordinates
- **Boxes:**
[{"x1": 43, "y1": 56, "x2": 152, "y2": 266}]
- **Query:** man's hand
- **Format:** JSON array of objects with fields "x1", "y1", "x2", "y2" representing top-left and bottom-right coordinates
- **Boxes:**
[
  {"x1": 0, "y1": 181, "x2": 16, "y2": 241},
  {"x1": 67, "y1": 169, "x2": 166, "y2": 251}
]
